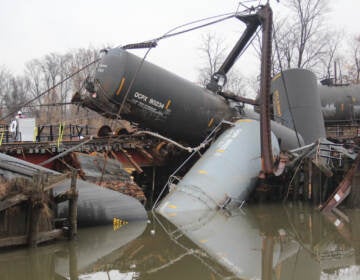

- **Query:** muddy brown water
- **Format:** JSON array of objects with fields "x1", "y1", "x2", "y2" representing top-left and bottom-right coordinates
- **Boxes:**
[{"x1": 0, "y1": 203, "x2": 359, "y2": 280}]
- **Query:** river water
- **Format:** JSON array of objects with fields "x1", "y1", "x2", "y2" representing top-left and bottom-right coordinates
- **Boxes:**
[{"x1": 0, "y1": 203, "x2": 359, "y2": 280}]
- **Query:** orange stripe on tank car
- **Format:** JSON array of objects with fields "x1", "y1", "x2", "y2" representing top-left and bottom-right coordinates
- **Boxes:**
[
  {"x1": 208, "y1": 118, "x2": 214, "y2": 127},
  {"x1": 116, "y1": 77, "x2": 126, "y2": 96},
  {"x1": 165, "y1": 100, "x2": 172, "y2": 110}
]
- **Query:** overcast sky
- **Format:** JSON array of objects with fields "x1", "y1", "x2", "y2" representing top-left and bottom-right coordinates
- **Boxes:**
[{"x1": 0, "y1": 0, "x2": 359, "y2": 83}]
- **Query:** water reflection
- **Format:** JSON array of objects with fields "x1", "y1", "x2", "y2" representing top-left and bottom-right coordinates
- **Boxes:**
[
  {"x1": 158, "y1": 203, "x2": 360, "y2": 280},
  {"x1": 0, "y1": 220, "x2": 147, "y2": 280},
  {"x1": 0, "y1": 204, "x2": 359, "y2": 279}
]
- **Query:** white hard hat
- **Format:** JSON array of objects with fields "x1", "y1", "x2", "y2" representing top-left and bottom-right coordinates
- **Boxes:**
[{"x1": 18, "y1": 111, "x2": 22, "y2": 115}]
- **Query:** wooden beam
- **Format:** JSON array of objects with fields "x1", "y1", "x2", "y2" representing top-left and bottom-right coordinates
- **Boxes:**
[
  {"x1": 0, "y1": 193, "x2": 28, "y2": 211},
  {"x1": 0, "y1": 229, "x2": 63, "y2": 248},
  {"x1": 36, "y1": 229, "x2": 64, "y2": 244}
]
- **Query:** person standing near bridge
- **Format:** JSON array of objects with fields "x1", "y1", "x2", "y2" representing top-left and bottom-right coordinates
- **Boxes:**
[
  {"x1": 15, "y1": 111, "x2": 25, "y2": 119},
  {"x1": 9, "y1": 111, "x2": 25, "y2": 140}
]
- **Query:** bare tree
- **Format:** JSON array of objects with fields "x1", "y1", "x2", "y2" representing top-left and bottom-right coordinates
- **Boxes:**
[
  {"x1": 197, "y1": 32, "x2": 227, "y2": 87},
  {"x1": 354, "y1": 37, "x2": 360, "y2": 83},
  {"x1": 3, "y1": 47, "x2": 105, "y2": 129},
  {"x1": 0, "y1": 66, "x2": 33, "y2": 120},
  {"x1": 252, "y1": 18, "x2": 293, "y2": 77},
  {"x1": 336, "y1": 36, "x2": 360, "y2": 85},
  {"x1": 258, "y1": 0, "x2": 330, "y2": 76},
  {"x1": 224, "y1": 68, "x2": 248, "y2": 96},
  {"x1": 24, "y1": 47, "x2": 101, "y2": 124},
  {"x1": 197, "y1": 32, "x2": 248, "y2": 96},
  {"x1": 268, "y1": 18, "x2": 298, "y2": 75},
  {"x1": 69, "y1": 47, "x2": 100, "y2": 89},
  {"x1": 68, "y1": 47, "x2": 104, "y2": 128},
  {"x1": 0, "y1": 67, "x2": 12, "y2": 118},
  {"x1": 2, "y1": 76, "x2": 29, "y2": 118},
  {"x1": 348, "y1": 36, "x2": 360, "y2": 84},
  {"x1": 318, "y1": 32, "x2": 342, "y2": 80},
  {"x1": 25, "y1": 59, "x2": 47, "y2": 119},
  {"x1": 286, "y1": 0, "x2": 329, "y2": 68}
]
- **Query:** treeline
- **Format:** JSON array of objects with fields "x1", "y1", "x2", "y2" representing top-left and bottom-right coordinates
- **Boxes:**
[
  {"x1": 1, "y1": 0, "x2": 360, "y2": 128},
  {"x1": 197, "y1": 0, "x2": 360, "y2": 96},
  {"x1": 270, "y1": 0, "x2": 360, "y2": 84},
  {"x1": 0, "y1": 47, "x2": 100, "y2": 125}
]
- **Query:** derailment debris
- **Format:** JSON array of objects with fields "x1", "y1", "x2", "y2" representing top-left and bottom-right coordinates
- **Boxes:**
[
  {"x1": 320, "y1": 153, "x2": 360, "y2": 212},
  {"x1": 0, "y1": 171, "x2": 78, "y2": 248}
]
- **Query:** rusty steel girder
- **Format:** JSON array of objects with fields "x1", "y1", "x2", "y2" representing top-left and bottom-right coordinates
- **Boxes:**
[{"x1": 259, "y1": 4, "x2": 273, "y2": 174}]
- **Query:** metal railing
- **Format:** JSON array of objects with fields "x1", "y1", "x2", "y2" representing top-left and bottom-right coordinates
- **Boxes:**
[{"x1": 0, "y1": 123, "x2": 94, "y2": 144}]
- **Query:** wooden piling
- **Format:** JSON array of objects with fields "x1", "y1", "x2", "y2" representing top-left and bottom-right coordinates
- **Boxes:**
[
  {"x1": 27, "y1": 173, "x2": 43, "y2": 248},
  {"x1": 68, "y1": 169, "x2": 78, "y2": 240},
  {"x1": 28, "y1": 199, "x2": 42, "y2": 248}
]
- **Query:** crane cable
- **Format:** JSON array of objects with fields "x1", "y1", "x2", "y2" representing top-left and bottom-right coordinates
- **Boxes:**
[{"x1": 121, "y1": 12, "x2": 238, "y2": 50}]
